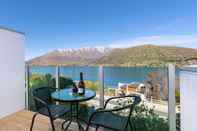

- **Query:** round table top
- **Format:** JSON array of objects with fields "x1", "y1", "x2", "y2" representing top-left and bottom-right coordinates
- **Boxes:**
[{"x1": 51, "y1": 88, "x2": 96, "y2": 102}]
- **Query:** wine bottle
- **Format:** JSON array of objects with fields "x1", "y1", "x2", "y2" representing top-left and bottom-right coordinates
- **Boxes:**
[
  {"x1": 72, "y1": 82, "x2": 78, "y2": 94},
  {"x1": 78, "y1": 72, "x2": 85, "y2": 95}
]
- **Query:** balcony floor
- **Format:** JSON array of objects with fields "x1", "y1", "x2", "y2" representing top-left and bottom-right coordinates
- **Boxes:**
[{"x1": 0, "y1": 110, "x2": 97, "y2": 131}]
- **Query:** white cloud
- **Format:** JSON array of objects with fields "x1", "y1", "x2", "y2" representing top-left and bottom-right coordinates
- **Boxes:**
[{"x1": 108, "y1": 35, "x2": 197, "y2": 48}]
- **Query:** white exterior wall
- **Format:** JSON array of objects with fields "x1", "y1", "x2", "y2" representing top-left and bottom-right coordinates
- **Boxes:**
[
  {"x1": 0, "y1": 28, "x2": 25, "y2": 118},
  {"x1": 180, "y1": 67, "x2": 197, "y2": 131}
]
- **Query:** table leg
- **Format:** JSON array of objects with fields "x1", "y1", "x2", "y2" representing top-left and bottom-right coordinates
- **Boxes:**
[
  {"x1": 76, "y1": 102, "x2": 85, "y2": 131},
  {"x1": 63, "y1": 102, "x2": 85, "y2": 131},
  {"x1": 63, "y1": 103, "x2": 73, "y2": 131}
]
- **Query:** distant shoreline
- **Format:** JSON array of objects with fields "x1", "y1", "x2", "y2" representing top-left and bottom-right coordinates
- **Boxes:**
[{"x1": 26, "y1": 63, "x2": 171, "y2": 68}]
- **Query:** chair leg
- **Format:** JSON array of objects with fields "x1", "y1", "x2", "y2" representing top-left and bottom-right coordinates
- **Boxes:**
[
  {"x1": 85, "y1": 123, "x2": 91, "y2": 131},
  {"x1": 61, "y1": 119, "x2": 69, "y2": 130},
  {"x1": 95, "y1": 126, "x2": 99, "y2": 131},
  {"x1": 49, "y1": 116, "x2": 56, "y2": 131},
  {"x1": 128, "y1": 120, "x2": 135, "y2": 131},
  {"x1": 30, "y1": 113, "x2": 38, "y2": 131},
  {"x1": 64, "y1": 120, "x2": 72, "y2": 131}
]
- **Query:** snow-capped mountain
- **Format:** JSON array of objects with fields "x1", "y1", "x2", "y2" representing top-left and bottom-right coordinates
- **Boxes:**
[{"x1": 27, "y1": 47, "x2": 112, "y2": 65}]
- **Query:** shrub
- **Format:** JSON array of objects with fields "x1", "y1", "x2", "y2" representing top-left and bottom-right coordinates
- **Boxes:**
[
  {"x1": 29, "y1": 73, "x2": 54, "y2": 88},
  {"x1": 115, "y1": 98, "x2": 169, "y2": 131},
  {"x1": 175, "y1": 90, "x2": 180, "y2": 104},
  {"x1": 50, "y1": 76, "x2": 75, "y2": 89},
  {"x1": 84, "y1": 80, "x2": 99, "y2": 92},
  {"x1": 176, "y1": 113, "x2": 180, "y2": 131},
  {"x1": 105, "y1": 88, "x2": 116, "y2": 96},
  {"x1": 130, "y1": 103, "x2": 169, "y2": 131},
  {"x1": 30, "y1": 73, "x2": 75, "y2": 89}
]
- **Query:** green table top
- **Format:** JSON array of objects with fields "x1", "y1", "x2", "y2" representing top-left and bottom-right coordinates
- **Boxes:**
[{"x1": 51, "y1": 88, "x2": 96, "y2": 102}]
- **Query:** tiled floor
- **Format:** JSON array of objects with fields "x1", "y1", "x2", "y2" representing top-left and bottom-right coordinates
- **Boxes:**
[{"x1": 0, "y1": 110, "x2": 97, "y2": 131}]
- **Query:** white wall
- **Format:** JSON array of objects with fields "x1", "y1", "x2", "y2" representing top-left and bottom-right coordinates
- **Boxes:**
[
  {"x1": 0, "y1": 28, "x2": 25, "y2": 118},
  {"x1": 180, "y1": 68, "x2": 197, "y2": 131}
]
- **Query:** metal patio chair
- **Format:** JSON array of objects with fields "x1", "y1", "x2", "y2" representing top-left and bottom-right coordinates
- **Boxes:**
[
  {"x1": 30, "y1": 87, "x2": 70, "y2": 131},
  {"x1": 85, "y1": 95, "x2": 141, "y2": 131}
]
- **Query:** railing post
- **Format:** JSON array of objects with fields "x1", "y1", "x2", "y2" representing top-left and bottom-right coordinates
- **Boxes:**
[
  {"x1": 99, "y1": 65, "x2": 104, "y2": 108},
  {"x1": 168, "y1": 64, "x2": 176, "y2": 131},
  {"x1": 56, "y1": 65, "x2": 60, "y2": 89},
  {"x1": 25, "y1": 64, "x2": 30, "y2": 109},
  {"x1": 55, "y1": 65, "x2": 60, "y2": 105}
]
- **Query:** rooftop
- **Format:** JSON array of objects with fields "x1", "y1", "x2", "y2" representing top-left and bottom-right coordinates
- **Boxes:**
[{"x1": 0, "y1": 26, "x2": 25, "y2": 35}]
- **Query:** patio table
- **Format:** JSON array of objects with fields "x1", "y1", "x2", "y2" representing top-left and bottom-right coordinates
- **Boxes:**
[{"x1": 51, "y1": 88, "x2": 96, "y2": 131}]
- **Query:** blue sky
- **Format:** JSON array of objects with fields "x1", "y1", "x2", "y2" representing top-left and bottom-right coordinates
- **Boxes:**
[{"x1": 0, "y1": 0, "x2": 197, "y2": 59}]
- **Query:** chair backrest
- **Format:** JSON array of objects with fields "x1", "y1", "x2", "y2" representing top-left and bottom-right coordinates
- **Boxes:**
[
  {"x1": 105, "y1": 95, "x2": 141, "y2": 130},
  {"x1": 33, "y1": 87, "x2": 54, "y2": 110},
  {"x1": 128, "y1": 95, "x2": 141, "y2": 116}
]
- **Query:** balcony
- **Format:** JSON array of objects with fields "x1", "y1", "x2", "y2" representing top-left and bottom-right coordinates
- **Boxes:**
[
  {"x1": 0, "y1": 27, "x2": 196, "y2": 131},
  {"x1": 1, "y1": 57, "x2": 185, "y2": 131}
]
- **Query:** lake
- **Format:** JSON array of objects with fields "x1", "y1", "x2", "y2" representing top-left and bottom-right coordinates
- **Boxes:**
[{"x1": 29, "y1": 66, "x2": 169, "y2": 87}]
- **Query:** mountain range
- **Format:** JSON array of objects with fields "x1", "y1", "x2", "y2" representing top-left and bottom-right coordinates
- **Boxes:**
[
  {"x1": 27, "y1": 44, "x2": 197, "y2": 67},
  {"x1": 27, "y1": 47, "x2": 112, "y2": 66}
]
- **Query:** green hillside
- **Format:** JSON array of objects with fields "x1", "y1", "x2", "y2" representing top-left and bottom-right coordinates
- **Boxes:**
[{"x1": 96, "y1": 44, "x2": 197, "y2": 67}]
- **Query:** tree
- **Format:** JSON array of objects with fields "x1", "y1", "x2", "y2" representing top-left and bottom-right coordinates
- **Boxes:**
[{"x1": 51, "y1": 76, "x2": 75, "y2": 89}]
